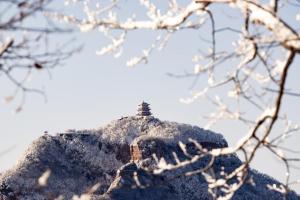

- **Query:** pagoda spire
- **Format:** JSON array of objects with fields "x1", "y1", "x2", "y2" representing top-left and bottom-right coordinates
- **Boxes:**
[{"x1": 136, "y1": 101, "x2": 152, "y2": 117}]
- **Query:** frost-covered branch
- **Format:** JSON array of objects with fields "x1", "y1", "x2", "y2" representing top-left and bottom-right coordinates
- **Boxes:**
[
  {"x1": 0, "y1": 0, "x2": 80, "y2": 112},
  {"x1": 55, "y1": 0, "x2": 300, "y2": 198}
]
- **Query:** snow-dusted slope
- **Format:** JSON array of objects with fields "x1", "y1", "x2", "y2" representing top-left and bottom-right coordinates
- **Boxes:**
[
  {"x1": 100, "y1": 116, "x2": 227, "y2": 145},
  {"x1": 0, "y1": 116, "x2": 298, "y2": 200}
]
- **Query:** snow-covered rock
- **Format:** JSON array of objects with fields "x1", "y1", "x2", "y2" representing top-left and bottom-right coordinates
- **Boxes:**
[{"x1": 0, "y1": 116, "x2": 298, "y2": 200}]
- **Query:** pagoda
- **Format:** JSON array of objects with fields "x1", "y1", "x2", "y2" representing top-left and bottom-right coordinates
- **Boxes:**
[{"x1": 136, "y1": 101, "x2": 152, "y2": 117}]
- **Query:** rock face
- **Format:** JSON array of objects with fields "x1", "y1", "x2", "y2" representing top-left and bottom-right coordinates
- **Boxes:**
[{"x1": 0, "y1": 116, "x2": 299, "y2": 200}]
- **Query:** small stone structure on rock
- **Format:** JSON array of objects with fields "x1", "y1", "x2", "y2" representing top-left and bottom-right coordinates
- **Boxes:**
[
  {"x1": 130, "y1": 143, "x2": 141, "y2": 162},
  {"x1": 136, "y1": 101, "x2": 152, "y2": 117}
]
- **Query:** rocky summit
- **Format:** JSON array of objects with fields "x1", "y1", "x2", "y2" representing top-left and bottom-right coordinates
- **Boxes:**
[{"x1": 0, "y1": 116, "x2": 299, "y2": 200}]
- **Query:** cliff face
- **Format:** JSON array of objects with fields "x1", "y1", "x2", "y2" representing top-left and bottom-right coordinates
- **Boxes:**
[{"x1": 0, "y1": 116, "x2": 298, "y2": 200}]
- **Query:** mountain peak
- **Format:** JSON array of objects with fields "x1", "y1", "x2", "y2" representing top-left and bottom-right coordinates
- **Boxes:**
[{"x1": 0, "y1": 117, "x2": 298, "y2": 199}]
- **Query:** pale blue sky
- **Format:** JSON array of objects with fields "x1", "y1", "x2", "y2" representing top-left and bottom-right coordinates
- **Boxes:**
[{"x1": 1, "y1": 1, "x2": 300, "y2": 192}]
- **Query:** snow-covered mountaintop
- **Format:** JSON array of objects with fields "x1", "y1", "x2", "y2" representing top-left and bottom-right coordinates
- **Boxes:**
[
  {"x1": 99, "y1": 116, "x2": 228, "y2": 146},
  {"x1": 0, "y1": 116, "x2": 298, "y2": 200}
]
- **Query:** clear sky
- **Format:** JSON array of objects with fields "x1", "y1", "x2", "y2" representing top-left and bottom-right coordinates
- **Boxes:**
[{"x1": 1, "y1": 1, "x2": 300, "y2": 192}]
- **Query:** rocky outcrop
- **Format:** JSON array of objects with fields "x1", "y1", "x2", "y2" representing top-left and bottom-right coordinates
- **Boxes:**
[{"x1": 0, "y1": 116, "x2": 299, "y2": 200}]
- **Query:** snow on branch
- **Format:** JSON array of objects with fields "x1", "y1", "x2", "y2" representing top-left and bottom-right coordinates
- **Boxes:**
[{"x1": 53, "y1": 0, "x2": 300, "y2": 198}]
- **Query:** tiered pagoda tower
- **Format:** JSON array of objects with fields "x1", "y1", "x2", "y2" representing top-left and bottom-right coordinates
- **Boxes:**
[{"x1": 136, "y1": 101, "x2": 152, "y2": 117}]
